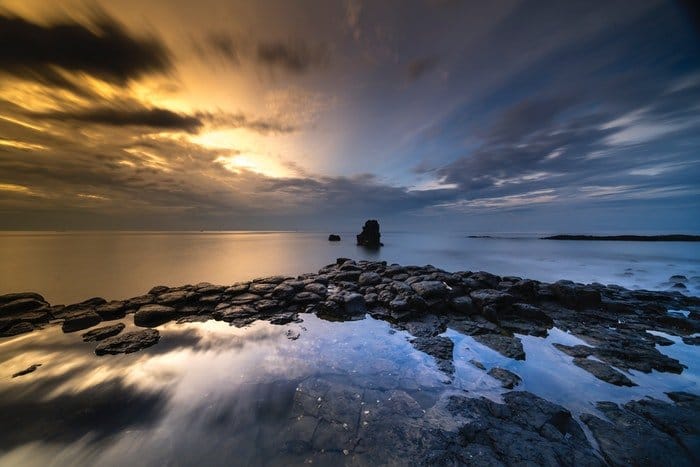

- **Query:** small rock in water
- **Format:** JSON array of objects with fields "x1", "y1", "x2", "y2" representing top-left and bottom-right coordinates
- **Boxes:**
[
  {"x1": 12, "y1": 363, "x2": 42, "y2": 378},
  {"x1": 487, "y1": 367, "x2": 522, "y2": 389},
  {"x1": 286, "y1": 329, "x2": 301, "y2": 340},
  {"x1": 573, "y1": 358, "x2": 636, "y2": 387},
  {"x1": 472, "y1": 333, "x2": 526, "y2": 360},
  {"x1": 95, "y1": 329, "x2": 160, "y2": 355},
  {"x1": 328, "y1": 234, "x2": 341, "y2": 241},
  {"x1": 82, "y1": 323, "x2": 126, "y2": 342}
]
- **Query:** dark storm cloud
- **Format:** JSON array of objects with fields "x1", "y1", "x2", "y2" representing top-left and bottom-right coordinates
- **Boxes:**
[
  {"x1": 0, "y1": 13, "x2": 171, "y2": 86},
  {"x1": 256, "y1": 40, "x2": 329, "y2": 73},
  {"x1": 32, "y1": 106, "x2": 203, "y2": 132},
  {"x1": 406, "y1": 56, "x2": 439, "y2": 81},
  {"x1": 26, "y1": 104, "x2": 297, "y2": 134}
]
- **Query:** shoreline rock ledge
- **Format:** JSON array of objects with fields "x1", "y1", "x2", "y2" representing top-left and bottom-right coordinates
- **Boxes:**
[
  {"x1": 356, "y1": 219, "x2": 383, "y2": 247},
  {"x1": 2, "y1": 259, "x2": 700, "y2": 464}
]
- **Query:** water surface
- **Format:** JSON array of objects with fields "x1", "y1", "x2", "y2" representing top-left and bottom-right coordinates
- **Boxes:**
[
  {"x1": 1, "y1": 231, "x2": 698, "y2": 304},
  {"x1": 1, "y1": 312, "x2": 698, "y2": 466}
]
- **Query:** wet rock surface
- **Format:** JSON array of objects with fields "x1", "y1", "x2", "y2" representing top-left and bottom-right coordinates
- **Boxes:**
[
  {"x1": 2, "y1": 259, "x2": 700, "y2": 464},
  {"x1": 581, "y1": 393, "x2": 700, "y2": 466},
  {"x1": 572, "y1": 358, "x2": 636, "y2": 387},
  {"x1": 82, "y1": 323, "x2": 126, "y2": 342},
  {"x1": 487, "y1": 367, "x2": 522, "y2": 389},
  {"x1": 446, "y1": 391, "x2": 604, "y2": 466},
  {"x1": 94, "y1": 329, "x2": 160, "y2": 355}
]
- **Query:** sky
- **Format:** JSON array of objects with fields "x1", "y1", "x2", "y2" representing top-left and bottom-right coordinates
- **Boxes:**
[{"x1": 0, "y1": 0, "x2": 699, "y2": 233}]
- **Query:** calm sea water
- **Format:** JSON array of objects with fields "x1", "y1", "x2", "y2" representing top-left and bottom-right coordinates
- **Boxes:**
[{"x1": 0, "y1": 231, "x2": 698, "y2": 304}]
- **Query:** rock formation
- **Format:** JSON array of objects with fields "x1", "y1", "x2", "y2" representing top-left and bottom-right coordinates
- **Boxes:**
[
  {"x1": 328, "y1": 234, "x2": 341, "y2": 241},
  {"x1": 356, "y1": 219, "x2": 383, "y2": 247}
]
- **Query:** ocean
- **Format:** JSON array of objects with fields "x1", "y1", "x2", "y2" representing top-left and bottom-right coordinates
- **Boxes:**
[{"x1": 1, "y1": 231, "x2": 698, "y2": 304}]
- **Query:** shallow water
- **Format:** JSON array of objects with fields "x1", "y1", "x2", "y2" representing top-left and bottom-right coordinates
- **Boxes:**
[
  {"x1": 1, "y1": 231, "x2": 698, "y2": 304},
  {"x1": 1, "y1": 312, "x2": 698, "y2": 466}
]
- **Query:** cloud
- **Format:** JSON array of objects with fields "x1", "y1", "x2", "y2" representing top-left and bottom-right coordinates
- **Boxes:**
[
  {"x1": 203, "y1": 113, "x2": 297, "y2": 134},
  {"x1": 192, "y1": 32, "x2": 239, "y2": 65},
  {"x1": 0, "y1": 13, "x2": 171, "y2": 87},
  {"x1": 436, "y1": 189, "x2": 558, "y2": 210},
  {"x1": 28, "y1": 105, "x2": 297, "y2": 135},
  {"x1": 406, "y1": 56, "x2": 439, "y2": 81},
  {"x1": 256, "y1": 40, "x2": 329, "y2": 73},
  {"x1": 345, "y1": 0, "x2": 363, "y2": 41},
  {"x1": 32, "y1": 106, "x2": 203, "y2": 132}
]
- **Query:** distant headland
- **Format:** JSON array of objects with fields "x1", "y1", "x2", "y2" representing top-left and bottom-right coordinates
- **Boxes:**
[{"x1": 542, "y1": 234, "x2": 700, "y2": 242}]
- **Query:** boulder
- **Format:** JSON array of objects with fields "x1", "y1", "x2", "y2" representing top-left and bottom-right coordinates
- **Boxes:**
[
  {"x1": 156, "y1": 290, "x2": 194, "y2": 305},
  {"x1": 356, "y1": 219, "x2": 383, "y2": 248},
  {"x1": 62, "y1": 310, "x2": 102, "y2": 333},
  {"x1": 328, "y1": 234, "x2": 341, "y2": 241},
  {"x1": 411, "y1": 281, "x2": 450, "y2": 299},
  {"x1": 0, "y1": 297, "x2": 48, "y2": 315},
  {"x1": 95, "y1": 301, "x2": 126, "y2": 320},
  {"x1": 0, "y1": 292, "x2": 45, "y2": 305},
  {"x1": 450, "y1": 296, "x2": 476, "y2": 314},
  {"x1": 134, "y1": 304, "x2": 176, "y2": 327},
  {"x1": 358, "y1": 272, "x2": 382, "y2": 286}
]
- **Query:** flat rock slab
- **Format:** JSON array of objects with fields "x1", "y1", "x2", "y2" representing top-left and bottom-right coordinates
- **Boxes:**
[
  {"x1": 95, "y1": 329, "x2": 160, "y2": 355},
  {"x1": 581, "y1": 394, "x2": 700, "y2": 466},
  {"x1": 573, "y1": 358, "x2": 636, "y2": 386},
  {"x1": 472, "y1": 333, "x2": 526, "y2": 360},
  {"x1": 487, "y1": 367, "x2": 522, "y2": 389},
  {"x1": 448, "y1": 391, "x2": 603, "y2": 466},
  {"x1": 0, "y1": 297, "x2": 48, "y2": 315},
  {"x1": 411, "y1": 335, "x2": 455, "y2": 374},
  {"x1": 82, "y1": 323, "x2": 126, "y2": 342},
  {"x1": 0, "y1": 322, "x2": 34, "y2": 337}
]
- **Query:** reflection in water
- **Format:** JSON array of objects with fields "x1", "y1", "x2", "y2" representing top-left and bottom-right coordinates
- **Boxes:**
[
  {"x1": 0, "y1": 311, "x2": 698, "y2": 466},
  {"x1": 1, "y1": 231, "x2": 698, "y2": 304}
]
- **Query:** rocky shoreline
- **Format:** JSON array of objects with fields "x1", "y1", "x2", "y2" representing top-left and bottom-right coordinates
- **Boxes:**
[{"x1": 2, "y1": 258, "x2": 700, "y2": 465}]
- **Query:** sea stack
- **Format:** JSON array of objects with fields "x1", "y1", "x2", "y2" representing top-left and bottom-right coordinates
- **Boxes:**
[{"x1": 356, "y1": 219, "x2": 383, "y2": 247}]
